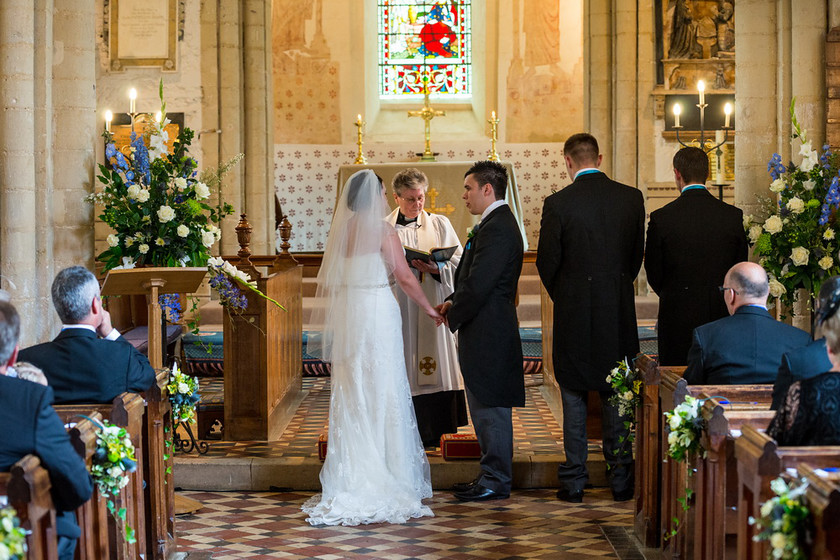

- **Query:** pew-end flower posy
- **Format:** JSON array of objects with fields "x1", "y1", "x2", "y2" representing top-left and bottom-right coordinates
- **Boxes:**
[
  {"x1": 663, "y1": 395, "x2": 705, "y2": 462},
  {"x1": 750, "y1": 477, "x2": 810, "y2": 560},
  {"x1": 0, "y1": 505, "x2": 27, "y2": 560},
  {"x1": 605, "y1": 358, "x2": 641, "y2": 419},
  {"x1": 167, "y1": 362, "x2": 200, "y2": 424},
  {"x1": 207, "y1": 257, "x2": 286, "y2": 313},
  {"x1": 90, "y1": 419, "x2": 138, "y2": 544},
  {"x1": 745, "y1": 98, "x2": 840, "y2": 310}
]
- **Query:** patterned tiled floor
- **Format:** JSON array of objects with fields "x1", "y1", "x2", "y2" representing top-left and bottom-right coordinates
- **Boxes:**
[
  {"x1": 176, "y1": 488, "x2": 638, "y2": 559},
  {"x1": 191, "y1": 373, "x2": 585, "y2": 460}
]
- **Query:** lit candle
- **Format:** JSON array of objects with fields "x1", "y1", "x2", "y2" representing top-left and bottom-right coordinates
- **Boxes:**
[
  {"x1": 491, "y1": 110, "x2": 497, "y2": 120},
  {"x1": 104, "y1": 110, "x2": 113, "y2": 133},
  {"x1": 724, "y1": 102, "x2": 732, "y2": 128},
  {"x1": 673, "y1": 104, "x2": 681, "y2": 128},
  {"x1": 129, "y1": 88, "x2": 137, "y2": 114},
  {"x1": 356, "y1": 114, "x2": 362, "y2": 124},
  {"x1": 697, "y1": 80, "x2": 705, "y2": 106}
]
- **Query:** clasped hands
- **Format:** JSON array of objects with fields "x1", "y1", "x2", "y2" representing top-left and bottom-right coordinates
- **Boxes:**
[{"x1": 432, "y1": 301, "x2": 452, "y2": 328}]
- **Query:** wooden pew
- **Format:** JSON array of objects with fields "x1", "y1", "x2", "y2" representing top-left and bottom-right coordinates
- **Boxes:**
[
  {"x1": 53, "y1": 393, "x2": 146, "y2": 560},
  {"x1": 798, "y1": 463, "x2": 840, "y2": 559},
  {"x1": 68, "y1": 413, "x2": 111, "y2": 560},
  {"x1": 692, "y1": 394, "x2": 775, "y2": 560},
  {"x1": 735, "y1": 424, "x2": 840, "y2": 560},
  {"x1": 633, "y1": 354, "x2": 683, "y2": 547},
  {"x1": 658, "y1": 369, "x2": 773, "y2": 560},
  {"x1": 142, "y1": 368, "x2": 176, "y2": 559},
  {"x1": 0, "y1": 455, "x2": 58, "y2": 559}
]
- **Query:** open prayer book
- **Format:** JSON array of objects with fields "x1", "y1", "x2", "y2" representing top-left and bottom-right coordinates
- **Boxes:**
[{"x1": 404, "y1": 245, "x2": 458, "y2": 266}]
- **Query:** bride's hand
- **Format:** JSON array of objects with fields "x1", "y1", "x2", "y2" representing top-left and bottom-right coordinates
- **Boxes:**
[{"x1": 426, "y1": 306, "x2": 444, "y2": 326}]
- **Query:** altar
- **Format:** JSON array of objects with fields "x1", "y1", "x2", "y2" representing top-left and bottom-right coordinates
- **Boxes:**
[{"x1": 336, "y1": 162, "x2": 529, "y2": 249}]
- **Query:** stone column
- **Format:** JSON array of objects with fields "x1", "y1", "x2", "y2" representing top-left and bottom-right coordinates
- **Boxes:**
[
  {"x1": 790, "y1": 0, "x2": 826, "y2": 149},
  {"x1": 584, "y1": 0, "x2": 612, "y2": 176},
  {"x1": 217, "y1": 0, "x2": 244, "y2": 255},
  {"x1": 734, "y1": 0, "x2": 778, "y2": 218},
  {"x1": 0, "y1": 0, "x2": 41, "y2": 342},
  {"x1": 611, "y1": 3, "x2": 638, "y2": 187},
  {"x1": 242, "y1": 0, "x2": 275, "y2": 254}
]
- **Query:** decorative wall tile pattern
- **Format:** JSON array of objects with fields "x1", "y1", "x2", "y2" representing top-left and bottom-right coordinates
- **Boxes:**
[{"x1": 274, "y1": 142, "x2": 570, "y2": 251}]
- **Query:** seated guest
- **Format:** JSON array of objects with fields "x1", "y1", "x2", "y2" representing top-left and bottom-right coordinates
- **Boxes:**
[
  {"x1": 683, "y1": 262, "x2": 811, "y2": 385},
  {"x1": 771, "y1": 278, "x2": 836, "y2": 410},
  {"x1": 19, "y1": 266, "x2": 155, "y2": 403},
  {"x1": 0, "y1": 300, "x2": 94, "y2": 560},
  {"x1": 9, "y1": 361, "x2": 49, "y2": 385},
  {"x1": 768, "y1": 277, "x2": 840, "y2": 445}
]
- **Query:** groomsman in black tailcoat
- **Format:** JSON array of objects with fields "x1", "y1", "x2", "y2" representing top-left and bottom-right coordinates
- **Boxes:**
[
  {"x1": 644, "y1": 146, "x2": 748, "y2": 366},
  {"x1": 537, "y1": 133, "x2": 644, "y2": 503}
]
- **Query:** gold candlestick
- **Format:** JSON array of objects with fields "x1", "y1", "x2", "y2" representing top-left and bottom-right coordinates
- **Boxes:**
[
  {"x1": 353, "y1": 114, "x2": 367, "y2": 165},
  {"x1": 487, "y1": 110, "x2": 500, "y2": 162}
]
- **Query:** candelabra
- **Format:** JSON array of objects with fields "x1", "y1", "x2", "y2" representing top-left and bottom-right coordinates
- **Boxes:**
[
  {"x1": 353, "y1": 114, "x2": 367, "y2": 165},
  {"x1": 102, "y1": 87, "x2": 163, "y2": 145},
  {"x1": 671, "y1": 80, "x2": 733, "y2": 199},
  {"x1": 487, "y1": 110, "x2": 500, "y2": 162}
]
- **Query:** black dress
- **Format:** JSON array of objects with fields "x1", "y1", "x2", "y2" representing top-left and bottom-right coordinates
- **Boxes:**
[{"x1": 767, "y1": 372, "x2": 840, "y2": 446}]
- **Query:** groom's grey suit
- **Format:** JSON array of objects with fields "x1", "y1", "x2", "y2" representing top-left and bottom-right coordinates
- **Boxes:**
[{"x1": 446, "y1": 203, "x2": 525, "y2": 494}]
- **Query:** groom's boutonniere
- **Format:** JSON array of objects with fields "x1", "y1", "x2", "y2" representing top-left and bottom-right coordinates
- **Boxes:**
[{"x1": 466, "y1": 224, "x2": 479, "y2": 249}]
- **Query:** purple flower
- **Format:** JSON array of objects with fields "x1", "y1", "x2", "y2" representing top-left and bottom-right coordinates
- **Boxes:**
[
  {"x1": 105, "y1": 143, "x2": 117, "y2": 158},
  {"x1": 767, "y1": 153, "x2": 786, "y2": 180},
  {"x1": 158, "y1": 293, "x2": 182, "y2": 323}
]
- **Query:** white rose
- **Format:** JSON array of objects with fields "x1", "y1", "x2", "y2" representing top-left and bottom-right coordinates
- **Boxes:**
[
  {"x1": 803, "y1": 179, "x2": 816, "y2": 191},
  {"x1": 668, "y1": 431, "x2": 679, "y2": 445},
  {"x1": 819, "y1": 256, "x2": 834, "y2": 270},
  {"x1": 669, "y1": 414, "x2": 681, "y2": 430},
  {"x1": 136, "y1": 189, "x2": 150, "y2": 203},
  {"x1": 770, "y1": 532, "x2": 786, "y2": 550},
  {"x1": 138, "y1": 243, "x2": 150, "y2": 254},
  {"x1": 194, "y1": 181, "x2": 211, "y2": 200},
  {"x1": 126, "y1": 185, "x2": 141, "y2": 199},
  {"x1": 623, "y1": 391, "x2": 634, "y2": 401},
  {"x1": 157, "y1": 205, "x2": 176, "y2": 223},
  {"x1": 107, "y1": 234, "x2": 119, "y2": 247},
  {"x1": 769, "y1": 178, "x2": 787, "y2": 193},
  {"x1": 790, "y1": 246, "x2": 809, "y2": 266},
  {"x1": 174, "y1": 177, "x2": 188, "y2": 191},
  {"x1": 787, "y1": 197, "x2": 805, "y2": 214},
  {"x1": 743, "y1": 214, "x2": 753, "y2": 229},
  {"x1": 201, "y1": 230, "x2": 216, "y2": 248},
  {"x1": 768, "y1": 278, "x2": 786, "y2": 299},
  {"x1": 764, "y1": 215, "x2": 783, "y2": 235},
  {"x1": 748, "y1": 225, "x2": 763, "y2": 244},
  {"x1": 760, "y1": 500, "x2": 774, "y2": 517},
  {"x1": 177, "y1": 224, "x2": 189, "y2": 237},
  {"x1": 826, "y1": 228, "x2": 837, "y2": 240},
  {"x1": 178, "y1": 382, "x2": 190, "y2": 394},
  {"x1": 108, "y1": 466, "x2": 123, "y2": 478}
]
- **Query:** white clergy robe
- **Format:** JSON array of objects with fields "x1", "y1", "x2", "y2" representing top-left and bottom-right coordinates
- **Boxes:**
[{"x1": 386, "y1": 208, "x2": 464, "y2": 396}]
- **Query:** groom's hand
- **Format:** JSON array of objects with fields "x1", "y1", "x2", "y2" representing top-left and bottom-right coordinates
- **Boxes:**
[{"x1": 435, "y1": 301, "x2": 451, "y2": 326}]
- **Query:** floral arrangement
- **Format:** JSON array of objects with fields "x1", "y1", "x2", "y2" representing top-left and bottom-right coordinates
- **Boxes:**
[
  {"x1": 605, "y1": 358, "x2": 642, "y2": 447},
  {"x1": 664, "y1": 394, "x2": 706, "y2": 462},
  {"x1": 0, "y1": 506, "x2": 27, "y2": 560},
  {"x1": 744, "y1": 99, "x2": 840, "y2": 310},
  {"x1": 751, "y1": 477, "x2": 810, "y2": 560},
  {"x1": 90, "y1": 420, "x2": 138, "y2": 544},
  {"x1": 167, "y1": 362, "x2": 200, "y2": 424},
  {"x1": 88, "y1": 81, "x2": 236, "y2": 271},
  {"x1": 207, "y1": 257, "x2": 285, "y2": 313}
]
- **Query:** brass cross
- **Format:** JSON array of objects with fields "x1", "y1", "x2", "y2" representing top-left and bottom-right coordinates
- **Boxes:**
[
  {"x1": 425, "y1": 187, "x2": 455, "y2": 216},
  {"x1": 408, "y1": 87, "x2": 445, "y2": 162}
]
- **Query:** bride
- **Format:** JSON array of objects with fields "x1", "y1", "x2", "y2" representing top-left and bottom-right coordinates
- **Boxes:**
[{"x1": 303, "y1": 169, "x2": 443, "y2": 526}]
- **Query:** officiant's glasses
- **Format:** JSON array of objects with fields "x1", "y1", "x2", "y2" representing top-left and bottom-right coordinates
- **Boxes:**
[{"x1": 718, "y1": 286, "x2": 739, "y2": 296}]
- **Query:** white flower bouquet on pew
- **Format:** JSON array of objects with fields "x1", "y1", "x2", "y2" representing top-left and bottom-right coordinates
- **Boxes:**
[
  {"x1": 750, "y1": 477, "x2": 810, "y2": 560},
  {"x1": 0, "y1": 505, "x2": 27, "y2": 560},
  {"x1": 89, "y1": 420, "x2": 138, "y2": 544},
  {"x1": 167, "y1": 362, "x2": 200, "y2": 424},
  {"x1": 605, "y1": 358, "x2": 642, "y2": 448}
]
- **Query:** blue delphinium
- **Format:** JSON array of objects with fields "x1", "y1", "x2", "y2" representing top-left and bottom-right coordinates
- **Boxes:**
[
  {"x1": 130, "y1": 131, "x2": 151, "y2": 185},
  {"x1": 822, "y1": 145, "x2": 833, "y2": 171},
  {"x1": 159, "y1": 293, "x2": 182, "y2": 323},
  {"x1": 105, "y1": 143, "x2": 117, "y2": 159},
  {"x1": 820, "y1": 175, "x2": 840, "y2": 225},
  {"x1": 767, "y1": 153, "x2": 786, "y2": 180},
  {"x1": 209, "y1": 271, "x2": 248, "y2": 313}
]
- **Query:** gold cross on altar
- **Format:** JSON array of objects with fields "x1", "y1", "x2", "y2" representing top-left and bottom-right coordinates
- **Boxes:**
[
  {"x1": 425, "y1": 187, "x2": 455, "y2": 216},
  {"x1": 408, "y1": 88, "x2": 445, "y2": 162}
]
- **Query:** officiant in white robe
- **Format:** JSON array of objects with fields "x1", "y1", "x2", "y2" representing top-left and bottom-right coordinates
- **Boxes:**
[{"x1": 386, "y1": 168, "x2": 468, "y2": 447}]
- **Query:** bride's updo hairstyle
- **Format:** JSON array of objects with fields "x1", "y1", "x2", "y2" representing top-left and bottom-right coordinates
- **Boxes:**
[
  {"x1": 815, "y1": 275, "x2": 840, "y2": 354},
  {"x1": 346, "y1": 170, "x2": 385, "y2": 211}
]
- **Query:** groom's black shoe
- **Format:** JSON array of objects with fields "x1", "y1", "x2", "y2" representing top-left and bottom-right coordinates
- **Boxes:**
[
  {"x1": 556, "y1": 487, "x2": 584, "y2": 503},
  {"x1": 454, "y1": 484, "x2": 509, "y2": 502},
  {"x1": 451, "y1": 478, "x2": 480, "y2": 493}
]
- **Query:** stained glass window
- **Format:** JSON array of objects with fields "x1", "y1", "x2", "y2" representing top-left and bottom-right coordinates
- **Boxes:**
[{"x1": 378, "y1": 1, "x2": 472, "y2": 99}]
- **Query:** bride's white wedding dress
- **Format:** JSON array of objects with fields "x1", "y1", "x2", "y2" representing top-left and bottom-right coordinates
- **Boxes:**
[{"x1": 302, "y1": 252, "x2": 433, "y2": 526}]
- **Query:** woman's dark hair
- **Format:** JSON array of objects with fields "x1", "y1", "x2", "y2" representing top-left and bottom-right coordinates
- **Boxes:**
[{"x1": 346, "y1": 171, "x2": 383, "y2": 211}]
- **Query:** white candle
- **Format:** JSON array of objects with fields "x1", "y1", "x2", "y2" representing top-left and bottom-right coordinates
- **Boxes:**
[
  {"x1": 357, "y1": 114, "x2": 362, "y2": 124},
  {"x1": 724, "y1": 102, "x2": 732, "y2": 128},
  {"x1": 129, "y1": 88, "x2": 137, "y2": 114},
  {"x1": 491, "y1": 110, "x2": 496, "y2": 120},
  {"x1": 697, "y1": 80, "x2": 705, "y2": 106},
  {"x1": 673, "y1": 104, "x2": 681, "y2": 128},
  {"x1": 104, "y1": 110, "x2": 113, "y2": 133}
]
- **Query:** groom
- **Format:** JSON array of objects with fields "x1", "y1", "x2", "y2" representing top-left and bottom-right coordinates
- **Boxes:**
[{"x1": 437, "y1": 160, "x2": 525, "y2": 501}]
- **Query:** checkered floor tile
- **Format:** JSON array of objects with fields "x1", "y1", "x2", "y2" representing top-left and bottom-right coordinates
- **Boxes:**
[
  {"x1": 176, "y1": 488, "x2": 635, "y2": 559},
  {"x1": 191, "y1": 374, "x2": 600, "y2": 460}
]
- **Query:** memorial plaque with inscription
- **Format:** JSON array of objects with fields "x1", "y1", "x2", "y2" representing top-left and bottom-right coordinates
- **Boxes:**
[{"x1": 110, "y1": 0, "x2": 177, "y2": 71}]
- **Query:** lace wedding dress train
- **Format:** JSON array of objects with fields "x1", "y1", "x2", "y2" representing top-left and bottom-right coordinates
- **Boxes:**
[{"x1": 302, "y1": 254, "x2": 433, "y2": 526}]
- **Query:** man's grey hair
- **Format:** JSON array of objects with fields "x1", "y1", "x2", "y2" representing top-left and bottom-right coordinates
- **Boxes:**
[
  {"x1": 0, "y1": 300, "x2": 20, "y2": 365},
  {"x1": 729, "y1": 267, "x2": 769, "y2": 299},
  {"x1": 51, "y1": 266, "x2": 100, "y2": 324}
]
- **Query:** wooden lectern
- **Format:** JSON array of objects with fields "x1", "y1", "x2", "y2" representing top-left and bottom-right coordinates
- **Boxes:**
[{"x1": 101, "y1": 267, "x2": 207, "y2": 369}]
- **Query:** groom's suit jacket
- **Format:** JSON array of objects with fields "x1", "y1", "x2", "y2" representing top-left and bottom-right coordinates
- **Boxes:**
[
  {"x1": 447, "y1": 204, "x2": 525, "y2": 408},
  {"x1": 537, "y1": 170, "x2": 645, "y2": 392},
  {"x1": 19, "y1": 328, "x2": 155, "y2": 404}
]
